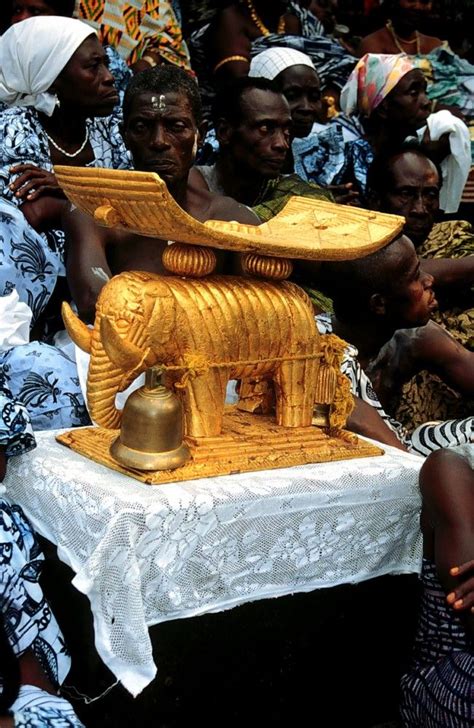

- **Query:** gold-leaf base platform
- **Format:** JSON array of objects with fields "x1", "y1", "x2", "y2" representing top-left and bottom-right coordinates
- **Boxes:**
[{"x1": 56, "y1": 408, "x2": 383, "y2": 486}]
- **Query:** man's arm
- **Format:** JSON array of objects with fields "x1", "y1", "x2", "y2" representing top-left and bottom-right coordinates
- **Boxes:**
[
  {"x1": 345, "y1": 396, "x2": 408, "y2": 451},
  {"x1": 422, "y1": 256, "x2": 474, "y2": 289},
  {"x1": 208, "y1": 194, "x2": 261, "y2": 225},
  {"x1": 63, "y1": 207, "x2": 112, "y2": 323},
  {"x1": 413, "y1": 322, "x2": 474, "y2": 395}
]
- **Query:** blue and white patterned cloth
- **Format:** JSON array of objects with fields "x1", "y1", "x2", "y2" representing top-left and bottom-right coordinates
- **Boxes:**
[
  {"x1": 0, "y1": 107, "x2": 131, "y2": 206},
  {"x1": 0, "y1": 390, "x2": 35, "y2": 457},
  {"x1": 0, "y1": 342, "x2": 89, "y2": 431},
  {"x1": 316, "y1": 314, "x2": 474, "y2": 456},
  {"x1": 0, "y1": 200, "x2": 89, "y2": 431},
  {"x1": 292, "y1": 113, "x2": 374, "y2": 196},
  {"x1": 11, "y1": 685, "x2": 84, "y2": 726},
  {"x1": 0, "y1": 100, "x2": 130, "y2": 431},
  {"x1": 0, "y1": 390, "x2": 83, "y2": 724},
  {"x1": 0, "y1": 200, "x2": 61, "y2": 325},
  {"x1": 0, "y1": 103, "x2": 131, "y2": 270}
]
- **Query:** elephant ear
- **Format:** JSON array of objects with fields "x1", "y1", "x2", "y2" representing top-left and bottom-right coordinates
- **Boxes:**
[{"x1": 144, "y1": 284, "x2": 176, "y2": 347}]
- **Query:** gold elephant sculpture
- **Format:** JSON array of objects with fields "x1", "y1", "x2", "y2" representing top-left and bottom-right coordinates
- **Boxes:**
[{"x1": 62, "y1": 270, "x2": 322, "y2": 438}]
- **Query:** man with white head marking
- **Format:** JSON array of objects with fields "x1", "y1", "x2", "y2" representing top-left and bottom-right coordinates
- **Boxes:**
[{"x1": 64, "y1": 65, "x2": 259, "y2": 323}]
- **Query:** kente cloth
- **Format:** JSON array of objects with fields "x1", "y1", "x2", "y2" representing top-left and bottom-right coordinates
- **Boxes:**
[
  {"x1": 0, "y1": 16, "x2": 94, "y2": 116},
  {"x1": 394, "y1": 220, "x2": 474, "y2": 431},
  {"x1": 75, "y1": 0, "x2": 191, "y2": 69},
  {"x1": 316, "y1": 314, "x2": 474, "y2": 457},
  {"x1": 340, "y1": 52, "x2": 415, "y2": 118},
  {"x1": 249, "y1": 47, "x2": 316, "y2": 81},
  {"x1": 400, "y1": 558, "x2": 474, "y2": 728}
]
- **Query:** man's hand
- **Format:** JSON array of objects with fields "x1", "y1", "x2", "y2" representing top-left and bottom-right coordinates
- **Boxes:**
[
  {"x1": 327, "y1": 182, "x2": 360, "y2": 206},
  {"x1": 20, "y1": 196, "x2": 68, "y2": 232},
  {"x1": 447, "y1": 560, "x2": 474, "y2": 613},
  {"x1": 9, "y1": 164, "x2": 65, "y2": 202}
]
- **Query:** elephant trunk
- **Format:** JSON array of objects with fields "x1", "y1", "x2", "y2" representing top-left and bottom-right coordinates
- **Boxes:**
[
  {"x1": 86, "y1": 316, "x2": 153, "y2": 429},
  {"x1": 87, "y1": 324, "x2": 125, "y2": 429}
]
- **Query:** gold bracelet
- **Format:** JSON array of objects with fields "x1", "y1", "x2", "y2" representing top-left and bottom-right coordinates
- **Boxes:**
[
  {"x1": 213, "y1": 55, "x2": 249, "y2": 73},
  {"x1": 142, "y1": 54, "x2": 158, "y2": 68}
]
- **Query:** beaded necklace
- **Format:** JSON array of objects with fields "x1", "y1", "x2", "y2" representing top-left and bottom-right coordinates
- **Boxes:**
[
  {"x1": 45, "y1": 127, "x2": 90, "y2": 158},
  {"x1": 244, "y1": 0, "x2": 285, "y2": 36},
  {"x1": 386, "y1": 20, "x2": 421, "y2": 55}
]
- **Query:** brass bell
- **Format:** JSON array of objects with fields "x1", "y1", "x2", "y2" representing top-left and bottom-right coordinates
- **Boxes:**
[{"x1": 110, "y1": 367, "x2": 190, "y2": 471}]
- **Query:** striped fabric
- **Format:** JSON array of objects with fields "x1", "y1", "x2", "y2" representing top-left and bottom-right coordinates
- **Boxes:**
[{"x1": 400, "y1": 559, "x2": 473, "y2": 727}]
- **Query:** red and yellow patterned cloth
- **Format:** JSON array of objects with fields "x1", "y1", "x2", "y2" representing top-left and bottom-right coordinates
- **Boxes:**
[{"x1": 75, "y1": 0, "x2": 190, "y2": 69}]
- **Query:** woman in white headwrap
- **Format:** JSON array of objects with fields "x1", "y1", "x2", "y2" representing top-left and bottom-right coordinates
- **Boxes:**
[
  {"x1": 0, "y1": 17, "x2": 130, "y2": 433},
  {"x1": 0, "y1": 16, "x2": 129, "y2": 216},
  {"x1": 249, "y1": 46, "x2": 323, "y2": 139}
]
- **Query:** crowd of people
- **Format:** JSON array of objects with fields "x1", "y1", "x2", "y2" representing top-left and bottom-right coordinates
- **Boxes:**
[{"x1": 0, "y1": 1, "x2": 472, "y2": 726}]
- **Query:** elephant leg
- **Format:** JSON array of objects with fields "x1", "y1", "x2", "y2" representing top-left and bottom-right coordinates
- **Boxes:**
[
  {"x1": 274, "y1": 358, "x2": 319, "y2": 427},
  {"x1": 182, "y1": 367, "x2": 231, "y2": 438},
  {"x1": 237, "y1": 377, "x2": 275, "y2": 414}
]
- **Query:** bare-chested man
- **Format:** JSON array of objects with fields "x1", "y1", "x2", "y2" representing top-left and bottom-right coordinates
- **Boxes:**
[{"x1": 64, "y1": 65, "x2": 258, "y2": 322}]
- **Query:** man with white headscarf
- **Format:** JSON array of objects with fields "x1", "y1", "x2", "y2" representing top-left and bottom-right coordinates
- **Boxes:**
[{"x1": 0, "y1": 17, "x2": 130, "y2": 432}]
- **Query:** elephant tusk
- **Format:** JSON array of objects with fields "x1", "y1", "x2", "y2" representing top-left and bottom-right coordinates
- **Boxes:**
[
  {"x1": 61, "y1": 301, "x2": 92, "y2": 353},
  {"x1": 100, "y1": 316, "x2": 145, "y2": 371}
]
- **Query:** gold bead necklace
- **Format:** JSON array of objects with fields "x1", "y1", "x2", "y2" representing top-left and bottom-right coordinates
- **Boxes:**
[
  {"x1": 244, "y1": 0, "x2": 285, "y2": 36},
  {"x1": 386, "y1": 20, "x2": 421, "y2": 55}
]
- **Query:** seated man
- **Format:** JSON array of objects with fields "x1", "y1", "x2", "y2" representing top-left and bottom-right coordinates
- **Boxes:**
[
  {"x1": 358, "y1": 0, "x2": 443, "y2": 56},
  {"x1": 65, "y1": 65, "x2": 259, "y2": 323},
  {"x1": 317, "y1": 234, "x2": 474, "y2": 456},
  {"x1": 366, "y1": 143, "x2": 474, "y2": 427},
  {"x1": 248, "y1": 47, "x2": 359, "y2": 204},
  {"x1": 192, "y1": 76, "x2": 333, "y2": 222}
]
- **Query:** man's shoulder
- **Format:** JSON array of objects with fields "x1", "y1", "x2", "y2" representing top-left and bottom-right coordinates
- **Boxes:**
[
  {"x1": 358, "y1": 28, "x2": 387, "y2": 54},
  {"x1": 207, "y1": 192, "x2": 260, "y2": 225}
]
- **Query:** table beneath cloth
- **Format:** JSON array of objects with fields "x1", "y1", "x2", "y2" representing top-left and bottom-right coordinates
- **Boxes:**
[{"x1": 3, "y1": 430, "x2": 424, "y2": 696}]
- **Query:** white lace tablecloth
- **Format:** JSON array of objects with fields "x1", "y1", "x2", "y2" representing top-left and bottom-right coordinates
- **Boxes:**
[{"x1": 4, "y1": 431, "x2": 424, "y2": 696}]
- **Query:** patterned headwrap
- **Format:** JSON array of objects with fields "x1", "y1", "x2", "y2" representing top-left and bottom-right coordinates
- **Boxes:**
[
  {"x1": 0, "y1": 16, "x2": 95, "y2": 116},
  {"x1": 340, "y1": 53, "x2": 415, "y2": 118},
  {"x1": 249, "y1": 47, "x2": 316, "y2": 81}
]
